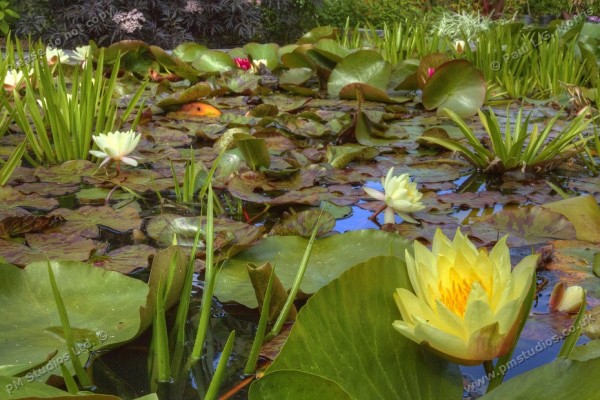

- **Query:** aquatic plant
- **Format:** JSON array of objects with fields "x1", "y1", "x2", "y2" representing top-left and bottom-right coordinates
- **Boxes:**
[
  {"x1": 3, "y1": 44, "x2": 147, "y2": 165},
  {"x1": 425, "y1": 106, "x2": 595, "y2": 173},
  {"x1": 89, "y1": 130, "x2": 142, "y2": 174},
  {"x1": 549, "y1": 282, "x2": 586, "y2": 313},
  {"x1": 363, "y1": 168, "x2": 425, "y2": 224},
  {"x1": 394, "y1": 228, "x2": 538, "y2": 364}
]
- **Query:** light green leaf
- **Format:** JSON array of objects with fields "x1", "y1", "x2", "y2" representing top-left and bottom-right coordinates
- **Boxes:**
[
  {"x1": 0, "y1": 261, "x2": 148, "y2": 380},
  {"x1": 214, "y1": 230, "x2": 409, "y2": 307},
  {"x1": 327, "y1": 50, "x2": 391, "y2": 98},
  {"x1": 249, "y1": 256, "x2": 462, "y2": 399}
]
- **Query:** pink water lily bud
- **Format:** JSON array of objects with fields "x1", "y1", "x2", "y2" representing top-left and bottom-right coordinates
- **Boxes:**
[
  {"x1": 234, "y1": 57, "x2": 251, "y2": 70},
  {"x1": 427, "y1": 67, "x2": 436, "y2": 78},
  {"x1": 549, "y1": 282, "x2": 585, "y2": 313}
]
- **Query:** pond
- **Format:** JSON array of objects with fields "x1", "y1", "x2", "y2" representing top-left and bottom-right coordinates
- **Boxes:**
[{"x1": 1, "y1": 21, "x2": 600, "y2": 400}]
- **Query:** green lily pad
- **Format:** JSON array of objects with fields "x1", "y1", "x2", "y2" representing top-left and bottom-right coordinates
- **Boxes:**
[
  {"x1": 279, "y1": 68, "x2": 314, "y2": 86},
  {"x1": 0, "y1": 261, "x2": 148, "y2": 380},
  {"x1": 327, "y1": 50, "x2": 391, "y2": 99},
  {"x1": 214, "y1": 230, "x2": 409, "y2": 307},
  {"x1": 417, "y1": 53, "x2": 451, "y2": 89},
  {"x1": 270, "y1": 209, "x2": 336, "y2": 237},
  {"x1": 235, "y1": 133, "x2": 271, "y2": 171},
  {"x1": 297, "y1": 26, "x2": 338, "y2": 45},
  {"x1": 191, "y1": 50, "x2": 236, "y2": 73},
  {"x1": 173, "y1": 42, "x2": 209, "y2": 63},
  {"x1": 326, "y1": 144, "x2": 379, "y2": 168},
  {"x1": 249, "y1": 256, "x2": 462, "y2": 399},
  {"x1": 422, "y1": 59, "x2": 487, "y2": 118},
  {"x1": 481, "y1": 346, "x2": 600, "y2": 400},
  {"x1": 243, "y1": 42, "x2": 279, "y2": 70},
  {"x1": 311, "y1": 38, "x2": 351, "y2": 63}
]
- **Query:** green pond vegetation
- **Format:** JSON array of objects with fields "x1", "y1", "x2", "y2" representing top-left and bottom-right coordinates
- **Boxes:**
[{"x1": 0, "y1": 16, "x2": 600, "y2": 400}]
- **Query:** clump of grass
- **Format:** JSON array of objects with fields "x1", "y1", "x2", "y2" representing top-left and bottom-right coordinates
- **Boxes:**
[{"x1": 425, "y1": 107, "x2": 595, "y2": 174}]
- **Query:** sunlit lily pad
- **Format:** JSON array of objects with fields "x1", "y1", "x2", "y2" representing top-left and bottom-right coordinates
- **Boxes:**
[
  {"x1": 327, "y1": 50, "x2": 391, "y2": 99},
  {"x1": 542, "y1": 195, "x2": 600, "y2": 244},
  {"x1": 422, "y1": 59, "x2": 486, "y2": 118},
  {"x1": 0, "y1": 260, "x2": 148, "y2": 380},
  {"x1": 155, "y1": 82, "x2": 213, "y2": 110},
  {"x1": 269, "y1": 209, "x2": 336, "y2": 237},
  {"x1": 214, "y1": 230, "x2": 409, "y2": 307},
  {"x1": 249, "y1": 256, "x2": 462, "y2": 399},
  {"x1": 191, "y1": 50, "x2": 236, "y2": 73}
]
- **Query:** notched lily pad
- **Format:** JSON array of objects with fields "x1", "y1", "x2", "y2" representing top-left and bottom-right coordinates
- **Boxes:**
[
  {"x1": 0, "y1": 186, "x2": 58, "y2": 213},
  {"x1": 34, "y1": 160, "x2": 96, "y2": 184},
  {"x1": 270, "y1": 209, "x2": 336, "y2": 237}
]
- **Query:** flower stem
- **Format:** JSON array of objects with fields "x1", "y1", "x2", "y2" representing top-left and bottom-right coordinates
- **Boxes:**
[
  {"x1": 483, "y1": 359, "x2": 494, "y2": 377},
  {"x1": 369, "y1": 204, "x2": 387, "y2": 220}
]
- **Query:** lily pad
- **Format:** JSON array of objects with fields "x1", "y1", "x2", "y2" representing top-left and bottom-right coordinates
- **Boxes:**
[
  {"x1": 422, "y1": 59, "x2": 487, "y2": 118},
  {"x1": 93, "y1": 244, "x2": 157, "y2": 274},
  {"x1": 249, "y1": 256, "x2": 462, "y2": 399},
  {"x1": 0, "y1": 186, "x2": 58, "y2": 213},
  {"x1": 481, "y1": 347, "x2": 600, "y2": 400},
  {"x1": 542, "y1": 195, "x2": 600, "y2": 244},
  {"x1": 34, "y1": 161, "x2": 96, "y2": 184},
  {"x1": 0, "y1": 233, "x2": 97, "y2": 267},
  {"x1": 243, "y1": 43, "x2": 279, "y2": 70},
  {"x1": 191, "y1": 50, "x2": 236, "y2": 73},
  {"x1": 155, "y1": 82, "x2": 213, "y2": 110},
  {"x1": 327, "y1": 50, "x2": 391, "y2": 99},
  {"x1": 49, "y1": 206, "x2": 141, "y2": 239},
  {"x1": 214, "y1": 230, "x2": 409, "y2": 307},
  {"x1": 0, "y1": 261, "x2": 148, "y2": 380}
]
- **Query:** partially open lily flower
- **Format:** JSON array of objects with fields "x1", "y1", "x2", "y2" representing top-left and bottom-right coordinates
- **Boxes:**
[
  {"x1": 252, "y1": 58, "x2": 268, "y2": 73},
  {"x1": 234, "y1": 57, "x2": 251, "y2": 70},
  {"x1": 46, "y1": 47, "x2": 69, "y2": 65},
  {"x1": 454, "y1": 40, "x2": 466, "y2": 54},
  {"x1": 89, "y1": 130, "x2": 141, "y2": 174},
  {"x1": 363, "y1": 168, "x2": 425, "y2": 224},
  {"x1": 549, "y1": 282, "x2": 585, "y2": 313},
  {"x1": 3, "y1": 69, "x2": 26, "y2": 92},
  {"x1": 393, "y1": 229, "x2": 538, "y2": 365},
  {"x1": 71, "y1": 45, "x2": 92, "y2": 67}
]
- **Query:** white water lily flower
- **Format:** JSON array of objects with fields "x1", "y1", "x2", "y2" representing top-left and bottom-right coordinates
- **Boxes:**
[
  {"x1": 251, "y1": 58, "x2": 268, "y2": 73},
  {"x1": 363, "y1": 167, "x2": 425, "y2": 224},
  {"x1": 394, "y1": 229, "x2": 538, "y2": 365},
  {"x1": 90, "y1": 130, "x2": 141, "y2": 174},
  {"x1": 3, "y1": 69, "x2": 26, "y2": 91},
  {"x1": 46, "y1": 47, "x2": 69, "y2": 65},
  {"x1": 71, "y1": 45, "x2": 92, "y2": 67}
]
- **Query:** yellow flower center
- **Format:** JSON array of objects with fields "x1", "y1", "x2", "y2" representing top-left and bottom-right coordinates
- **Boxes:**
[{"x1": 438, "y1": 277, "x2": 474, "y2": 317}]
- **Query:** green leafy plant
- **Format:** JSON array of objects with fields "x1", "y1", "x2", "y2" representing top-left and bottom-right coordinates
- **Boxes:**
[
  {"x1": 0, "y1": 0, "x2": 19, "y2": 35},
  {"x1": 3, "y1": 44, "x2": 147, "y2": 165},
  {"x1": 425, "y1": 106, "x2": 595, "y2": 173}
]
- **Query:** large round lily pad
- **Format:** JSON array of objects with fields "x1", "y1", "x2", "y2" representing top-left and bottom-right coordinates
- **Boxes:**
[
  {"x1": 0, "y1": 261, "x2": 148, "y2": 380},
  {"x1": 214, "y1": 229, "x2": 409, "y2": 307},
  {"x1": 249, "y1": 256, "x2": 462, "y2": 399},
  {"x1": 327, "y1": 50, "x2": 391, "y2": 99},
  {"x1": 422, "y1": 59, "x2": 486, "y2": 118}
]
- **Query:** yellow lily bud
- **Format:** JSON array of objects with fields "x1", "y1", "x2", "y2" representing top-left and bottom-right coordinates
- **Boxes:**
[{"x1": 549, "y1": 282, "x2": 585, "y2": 313}]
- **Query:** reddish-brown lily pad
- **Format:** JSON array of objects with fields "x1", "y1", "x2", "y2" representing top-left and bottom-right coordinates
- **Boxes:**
[
  {"x1": 49, "y1": 206, "x2": 142, "y2": 239},
  {"x1": 0, "y1": 186, "x2": 58, "y2": 213},
  {"x1": 93, "y1": 244, "x2": 157, "y2": 273},
  {"x1": 0, "y1": 232, "x2": 96, "y2": 267}
]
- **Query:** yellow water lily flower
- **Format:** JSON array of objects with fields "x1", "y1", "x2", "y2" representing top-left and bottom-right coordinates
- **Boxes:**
[
  {"x1": 363, "y1": 167, "x2": 425, "y2": 224},
  {"x1": 393, "y1": 229, "x2": 538, "y2": 365},
  {"x1": 89, "y1": 130, "x2": 141, "y2": 174}
]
